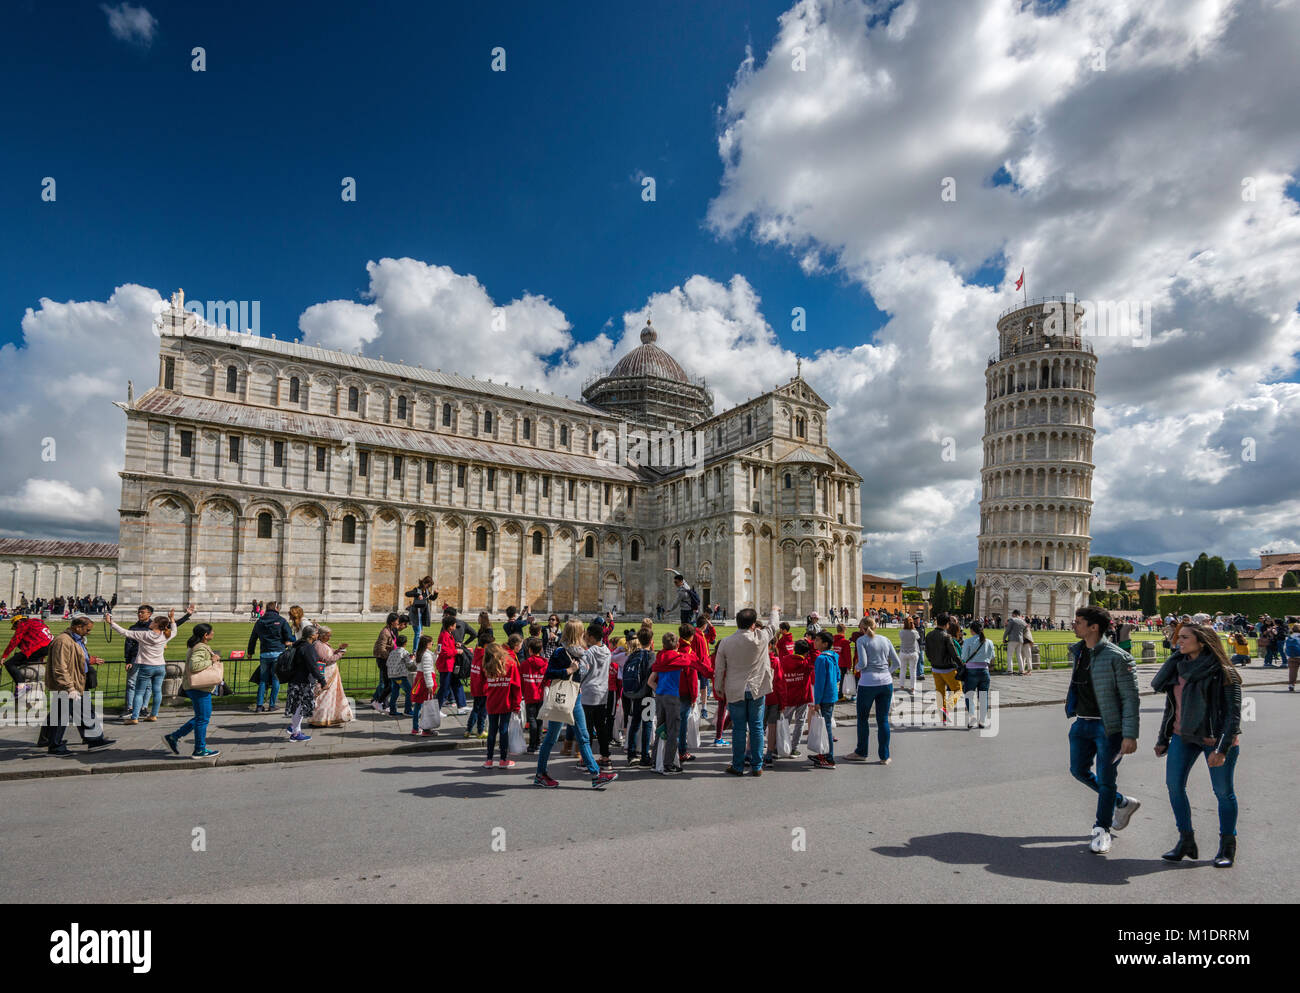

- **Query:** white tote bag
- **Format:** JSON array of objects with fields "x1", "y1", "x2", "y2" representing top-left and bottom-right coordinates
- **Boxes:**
[
  {"x1": 686, "y1": 704, "x2": 701, "y2": 751},
  {"x1": 419, "y1": 702, "x2": 442, "y2": 731},
  {"x1": 654, "y1": 736, "x2": 666, "y2": 772},
  {"x1": 613, "y1": 696, "x2": 624, "y2": 729},
  {"x1": 537, "y1": 678, "x2": 578, "y2": 726},
  {"x1": 776, "y1": 715, "x2": 792, "y2": 757},
  {"x1": 507, "y1": 712, "x2": 526, "y2": 754},
  {"x1": 841, "y1": 671, "x2": 857, "y2": 697},
  {"x1": 806, "y1": 713, "x2": 829, "y2": 755}
]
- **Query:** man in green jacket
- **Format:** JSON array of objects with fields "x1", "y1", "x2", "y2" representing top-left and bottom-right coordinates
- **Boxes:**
[{"x1": 1066, "y1": 605, "x2": 1141, "y2": 855}]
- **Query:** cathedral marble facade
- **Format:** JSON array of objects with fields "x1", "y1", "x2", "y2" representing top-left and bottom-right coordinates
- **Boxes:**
[{"x1": 115, "y1": 298, "x2": 863, "y2": 620}]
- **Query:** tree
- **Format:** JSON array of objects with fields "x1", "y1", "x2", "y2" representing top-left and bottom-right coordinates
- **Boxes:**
[
  {"x1": 1089, "y1": 555, "x2": 1133, "y2": 575},
  {"x1": 1207, "y1": 555, "x2": 1227, "y2": 590},
  {"x1": 1192, "y1": 552, "x2": 1210, "y2": 591},
  {"x1": 1176, "y1": 561, "x2": 1192, "y2": 593},
  {"x1": 1140, "y1": 571, "x2": 1159, "y2": 616},
  {"x1": 962, "y1": 579, "x2": 975, "y2": 615},
  {"x1": 1284, "y1": 571, "x2": 1299, "y2": 589},
  {"x1": 1227, "y1": 562, "x2": 1239, "y2": 589},
  {"x1": 931, "y1": 571, "x2": 949, "y2": 615}
]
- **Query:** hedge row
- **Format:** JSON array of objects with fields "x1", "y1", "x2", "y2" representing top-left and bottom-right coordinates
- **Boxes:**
[{"x1": 1157, "y1": 591, "x2": 1300, "y2": 617}]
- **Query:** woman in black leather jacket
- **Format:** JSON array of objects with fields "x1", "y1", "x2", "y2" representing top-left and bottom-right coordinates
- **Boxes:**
[{"x1": 1151, "y1": 624, "x2": 1242, "y2": 867}]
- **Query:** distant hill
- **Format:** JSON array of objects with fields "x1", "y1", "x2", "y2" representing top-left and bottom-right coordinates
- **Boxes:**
[{"x1": 908, "y1": 555, "x2": 1260, "y2": 588}]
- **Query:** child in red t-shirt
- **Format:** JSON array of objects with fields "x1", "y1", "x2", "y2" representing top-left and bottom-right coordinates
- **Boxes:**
[
  {"x1": 482, "y1": 644, "x2": 523, "y2": 768},
  {"x1": 833, "y1": 625, "x2": 854, "y2": 701},
  {"x1": 517, "y1": 637, "x2": 548, "y2": 752},
  {"x1": 763, "y1": 648, "x2": 784, "y2": 764},
  {"x1": 779, "y1": 639, "x2": 816, "y2": 755}
]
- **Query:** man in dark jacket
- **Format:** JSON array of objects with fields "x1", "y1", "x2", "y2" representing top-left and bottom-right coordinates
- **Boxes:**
[
  {"x1": 1066, "y1": 605, "x2": 1141, "y2": 855},
  {"x1": 923, "y1": 613, "x2": 961, "y2": 724},
  {"x1": 248, "y1": 601, "x2": 294, "y2": 713},
  {"x1": 122, "y1": 602, "x2": 194, "y2": 719}
]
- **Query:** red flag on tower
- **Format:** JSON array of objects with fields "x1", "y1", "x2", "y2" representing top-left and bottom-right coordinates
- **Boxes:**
[{"x1": 1014, "y1": 269, "x2": 1024, "y2": 291}]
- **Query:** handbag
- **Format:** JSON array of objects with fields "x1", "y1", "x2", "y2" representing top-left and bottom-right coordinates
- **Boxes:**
[
  {"x1": 507, "y1": 712, "x2": 526, "y2": 754},
  {"x1": 537, "y1": 677, "x2": 578, "y2": 726},
  {"x1": 83, "y1": 664, "x2": 98, "y2": 690},
  {"x1": 685, "y1": 704, "x2": 701, "y2": 751},
  {"x1": 188, "y1": 660, "x2": 224, "y2": 690},
  {"x1": 806, "y1": 713, "x2": 829, "y2": 755},
  {"x1": 776, "y1": 716, "x2": 792, "y2": 757},
  {"x1": 419, "y1": 701, "x2": 443, "y2": 730}
]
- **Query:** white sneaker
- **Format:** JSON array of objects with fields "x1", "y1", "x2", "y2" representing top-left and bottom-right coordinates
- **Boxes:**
[
  {"x1": 1090, "y1": 826, "x2": 1112, "y2": 854},
  {"x1": 1111, "y1": 796, "x2": 1140, "y2": 832},
  {"x1": 457, "y1": 706, "x2": 470, "y2": 715}
]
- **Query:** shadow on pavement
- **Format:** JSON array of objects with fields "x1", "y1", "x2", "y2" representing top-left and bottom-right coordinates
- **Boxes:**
[{"x1": 873, "y1": 831, "x2": 1200, "y2": 885}]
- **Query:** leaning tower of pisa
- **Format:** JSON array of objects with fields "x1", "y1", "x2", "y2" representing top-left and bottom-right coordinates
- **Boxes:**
[{"x1": 975, "y1": 296, "x2": 1096, "y2": 624}]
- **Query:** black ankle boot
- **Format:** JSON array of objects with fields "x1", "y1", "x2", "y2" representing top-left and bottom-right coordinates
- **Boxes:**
[
  {"x1": 1162, "y1": 830, "x2": 1198, "y2": 861},
  {"x1": 1213, "y1": 834, "x2": 1236, "y2": 867}
]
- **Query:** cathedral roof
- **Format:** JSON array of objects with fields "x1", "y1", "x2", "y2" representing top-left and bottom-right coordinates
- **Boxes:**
[
  {"x1": 129, "y1": 390, "x2": 649, "y2": 483},
  {"x1": 0, "y1": 538, "x2": 118, "y2": 559},
  {"x1": 605, "y1": 320, "x2": 690, "y2": 383},
  {"x1": 779, "y1": 447, "x2": 832, "y2": 465}
]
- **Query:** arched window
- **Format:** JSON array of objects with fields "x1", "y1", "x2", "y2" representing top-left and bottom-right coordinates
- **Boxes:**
[
  {"x1": 397, "y1": 395, "x2": 407, "y2": 420},
  {"x1": 584, "y1": 535, "x2": 594, "y2": 558},
  {"x1": 630, "y1": 539, "x2": 640, "y2": 562},
  {"x1": 442, "y1": 402, "x2": 452, "y2": 427},
  {"x1": 784, "y1": 473, "x2": 792, "y2": 489},
  {"x1": 531, "y1": 531, "x2": 543, "y2": 555},
  {"x1": 560, "y1": 424, "x2": 569, "y2": 446},
  {"x1": 288, "y1": 377, "x2": 300, "y2": 403},
  {"x1": 225, "y1": 365, "x2": 238, "y2": 393},
  {"x1": 347, "y1": 386, "x2": 359, "y2": 412},
  {"x1": 483, "y1": 410, "x2": 493, "y2": 433},
  {"x1": 342, "y1": 514, "x2": 357, "y2": 544},
  {"x1": 673, "y1": 540, "x2": 681, "y2": 568},
  {"x1": 475, "y1": 526, "x2": 488, "y2": 551},
  {"x1": 414, "y1": 520, "x2": 426, "y2": 547},
  {"x1": 256, "y1": 512, "x2": 272, "y2": 539},
  {"x1": 523, "y1": 417, "x2": 531, "y2": 440},
  {"x1": 795, "y1": 415, "x2": 806, "y2": 438}
]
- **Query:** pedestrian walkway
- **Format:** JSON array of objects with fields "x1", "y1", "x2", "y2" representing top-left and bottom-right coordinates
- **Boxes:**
[{"x1": 2, "y1": 663, "x2": 1288, "y2": 780}]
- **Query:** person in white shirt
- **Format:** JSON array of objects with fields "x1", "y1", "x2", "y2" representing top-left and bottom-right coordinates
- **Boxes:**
[
  {"x1": 898, "y1": 615, "x2": 923, "y2": 691},
  {"x1": 960, "y1": 621, "x2": 996, "y2": 728},
  {"x1": 844, "y1": 616, "x2": 900, "y2": 764}
]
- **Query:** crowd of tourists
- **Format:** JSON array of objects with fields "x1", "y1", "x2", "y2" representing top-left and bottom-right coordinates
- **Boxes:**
[
  {"x1": 0, "y1": 593, "x2": 115, "y2": 620},
  {"x1": 5, "y1": 564, "x2": 1282, "y2": 866}
]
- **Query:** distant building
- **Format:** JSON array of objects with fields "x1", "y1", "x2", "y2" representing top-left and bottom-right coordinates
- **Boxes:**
[
  {"x1": 862, "y1": 573, "x2": 904, "y2": 614},
  {"x1": 0, "y1": 538, "x2": 119, "y2": 605},
  {"x1": 1234, "y1": 556, "x2": 1299, "y2": 590}
]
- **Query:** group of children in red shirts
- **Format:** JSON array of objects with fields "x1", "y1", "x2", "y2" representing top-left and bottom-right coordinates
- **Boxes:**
[{"x1": 429, "y1": 614, "x2": 863, "y2": 774}]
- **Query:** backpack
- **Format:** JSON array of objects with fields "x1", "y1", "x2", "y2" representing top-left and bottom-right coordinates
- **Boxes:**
[
  {"x1": 1285, "y1": 634, "x2": 1300, "y2": 658},
  {"x1": 622, "y1": 648, "x2": 653, "y2": 697},
  {"x1": 274, "y1": 645, "x2": 297, "y2": 681},
  {"x1": 687, "y1": 587, "x2": 701, "y2": 612},
  {"x1": 453, "y1": 645, "x2": 472, "y2": 681}
]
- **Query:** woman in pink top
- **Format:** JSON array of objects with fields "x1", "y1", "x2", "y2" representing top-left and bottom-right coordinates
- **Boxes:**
[{"x1": 107, "y1": 608, "x2": 178, "y2": 723}]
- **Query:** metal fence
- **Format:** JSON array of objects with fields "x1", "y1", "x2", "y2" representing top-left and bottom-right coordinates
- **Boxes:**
[{"x1": 1, "y1": 657, "x2": 456, "y2": 709}]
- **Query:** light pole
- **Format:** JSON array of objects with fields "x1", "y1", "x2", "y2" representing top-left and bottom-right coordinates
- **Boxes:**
[{"x1": 909, "y1": 551, "x2": 923, "y2": 590}]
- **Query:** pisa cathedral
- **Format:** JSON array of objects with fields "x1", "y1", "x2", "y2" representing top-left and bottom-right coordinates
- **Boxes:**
[
  {"x1": 974, "y1": 296, "x2": 1096, "y2": 624},
  {"x1": 115, "y1": 294, "x2": 863, "y2": 620}
]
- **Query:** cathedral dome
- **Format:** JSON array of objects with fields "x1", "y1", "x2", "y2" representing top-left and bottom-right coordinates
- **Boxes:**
[{"x1": 607, "y1": 320, "x2": 689, "y2": 382}]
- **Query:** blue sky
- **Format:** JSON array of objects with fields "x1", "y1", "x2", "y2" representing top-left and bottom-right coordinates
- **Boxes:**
[
  {"x1": 0, "y1": 0, "x2": 884, "y2": 355},
  {"x1": 2, "y1": 0, "x2": 1298, "y2": 577}
]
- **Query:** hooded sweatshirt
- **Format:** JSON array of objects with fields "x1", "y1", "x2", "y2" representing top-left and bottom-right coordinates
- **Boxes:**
[{"x1": 580, "y1": 642, "x2": 612, "y2": 706}]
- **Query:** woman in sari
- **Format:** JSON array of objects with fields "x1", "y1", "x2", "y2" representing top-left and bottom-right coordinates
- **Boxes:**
[{"x1": 309, "y1": 624, "x2": 353, "y2": 727}]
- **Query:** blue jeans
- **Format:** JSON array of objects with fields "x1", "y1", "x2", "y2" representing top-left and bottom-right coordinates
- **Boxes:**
[
  {"x1": 411, "y1": 701, "x2": 423, "y2": 732},
  {"x1": 257, "y1": 653, "x2": 280, "y2": 708},
  {"x1": 486, "y1": 711, "x2": 511, "y2": 761},
  {"x1": 854, "y1": 683, "x2": 893, "y2": 760},
  {"x1": 961, "y1": 668, "x2": 991, "y2": 725},
  {"x1": 678, "y1": 698, "x2": 692, "y2": 753},
  {"x1": 130, "y1": 664, "x2": 165, "y2": 719},
  {"x1": 174, "y1": 688, "x2": 212, "y2": 753},
  {"x1": 537, "y1": 696, "x2": 599, "y2": 777},
  {"x1": 1263, "y1": 647, "x2": 1279, "y2": 666},
  {"x1": 438, "y1": 671, "x2": 465, "y2": 708},
  {"x1": 1166, "y1": 735, "x2": 1239, "y2": 835},
  {"x1": 467, "y1": 695, "x2": 487, "y2": 733},
  {"x1": 1068, "y1": 718, "x2": 1125, "y2": 830},
  {"x1": 727, "y1": 692, "x2": 764, "y2": 773},
  {"x1": 123, "y1": 664, "x2": 138, "y2": 713},
  {"x1": 388, "y1": 677, "x2": 412, "y2": 714}
]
